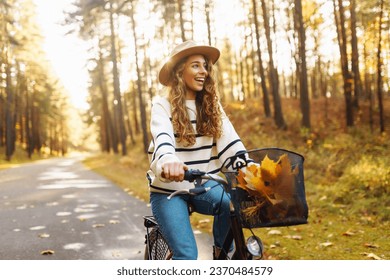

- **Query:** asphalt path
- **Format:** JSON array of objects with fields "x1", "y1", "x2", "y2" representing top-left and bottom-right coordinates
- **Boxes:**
[{"x1": 0, "y1": 155, "x2": 212, "y2": 260}]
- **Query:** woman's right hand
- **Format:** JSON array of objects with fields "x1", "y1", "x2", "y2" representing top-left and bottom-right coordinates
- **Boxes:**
[{"x1": 161, "y1": 161, "x2": 188, "y2": 182}]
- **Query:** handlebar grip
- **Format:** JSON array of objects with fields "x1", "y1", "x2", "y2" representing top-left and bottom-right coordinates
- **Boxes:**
[
  {"x1": 183, "y1": 170, "x2": 191, "y2": 181},
  {"x1": 183, "y1": 169, "x2": 206, "y2": 182}
]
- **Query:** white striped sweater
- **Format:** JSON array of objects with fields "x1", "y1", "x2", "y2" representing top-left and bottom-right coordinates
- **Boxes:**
[{"x1": 147, "y1": 96, "x2": 247, "y2": 194}]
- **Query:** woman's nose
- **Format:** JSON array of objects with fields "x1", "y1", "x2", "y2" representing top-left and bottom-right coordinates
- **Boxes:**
[{"x1": 199, "y1": 65, "x2": 208, "y2": 74}]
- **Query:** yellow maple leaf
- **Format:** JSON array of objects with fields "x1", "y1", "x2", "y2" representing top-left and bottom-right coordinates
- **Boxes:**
[{"x1": 260, "y1": 155, "x2": 278, "y2": 182}]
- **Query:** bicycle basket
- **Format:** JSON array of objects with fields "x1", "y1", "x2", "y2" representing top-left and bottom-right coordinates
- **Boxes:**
[{"x1": 222, "y1": 148, "x2": 308, "y2": 228}]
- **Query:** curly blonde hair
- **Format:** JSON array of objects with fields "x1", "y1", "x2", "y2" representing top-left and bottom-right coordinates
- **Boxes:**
[{"x1": 168, "y1": 56, "x2": 222, "y2": 146}]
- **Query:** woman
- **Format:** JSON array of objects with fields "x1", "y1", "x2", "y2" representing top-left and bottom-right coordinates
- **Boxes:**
[{"x1": 147, "y1": 40, "x2": 249, "y2": 260}]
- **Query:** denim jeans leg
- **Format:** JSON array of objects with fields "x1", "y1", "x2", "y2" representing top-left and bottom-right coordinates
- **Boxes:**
[
  {"x1": 190, "y1": 180, "x2": 231, "y2": 248},
  {"x1": 150, "y1": 192, "x2": 198, "y2": 260}
]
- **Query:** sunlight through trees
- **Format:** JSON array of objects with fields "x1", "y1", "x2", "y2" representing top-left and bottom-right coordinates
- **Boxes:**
[{"x1": 0, "y1": 0, "x2": 389, "y2": 159}]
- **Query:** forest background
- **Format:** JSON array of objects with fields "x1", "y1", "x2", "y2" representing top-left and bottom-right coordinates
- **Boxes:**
[{"x1": 0, "y1": 0, "x2": 389, "y2": 259}]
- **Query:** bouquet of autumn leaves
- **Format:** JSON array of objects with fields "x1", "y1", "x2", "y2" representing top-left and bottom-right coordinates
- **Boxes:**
[{"x1": 236, "y1": 154, "x2": 299, "y2": 221}]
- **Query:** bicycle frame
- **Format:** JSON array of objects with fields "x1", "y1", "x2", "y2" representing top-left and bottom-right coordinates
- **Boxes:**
[{"x1": 217, "y1": 202, "x2": 253, "y2": 260}]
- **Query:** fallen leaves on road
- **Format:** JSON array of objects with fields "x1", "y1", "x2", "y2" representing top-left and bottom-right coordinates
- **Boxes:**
[
  {"x1": 56, "y1": 212, "x2": 72, "y2": 217},
  {"x1": 29, "y1": 226, "x2": 46, "y2": 231},
  {"x1": 92, "y1": 223, "x2": 105, "y2": 228},
  {"x1": 63, "y1": 243, "x2": 85, "y2": 251},
  {"x1": 40, "y1": 250, "x2": 54, "y2": 255},
  {"x1": 38, "y1": 233, "x2": 50, "y2": 238},
  {"x1": 111, "y1": 251, "x2": 122, "y2": 258}
]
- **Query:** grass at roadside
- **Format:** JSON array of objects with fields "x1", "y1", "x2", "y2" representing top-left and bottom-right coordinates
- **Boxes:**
[
  {"x1": 0, "y1": 146, "x2": 50, "y2": 169},
  {"x1": 82, "y1": 145, "x2": 150, "y2": 202}
]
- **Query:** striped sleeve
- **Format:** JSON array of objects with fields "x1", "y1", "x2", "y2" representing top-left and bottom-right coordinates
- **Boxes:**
[
  {"x1": 216, "y1": 106, "x2": 247, "y2": 168},
  {"x1": 149, "y1": 97, "x2": 180, "y2": 181}
]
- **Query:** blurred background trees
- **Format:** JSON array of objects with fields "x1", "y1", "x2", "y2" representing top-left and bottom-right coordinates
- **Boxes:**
[
  {"x1": 0, "y1": 0, "x2": 69, "y2": 160},
  {"x1": 0, "y1": 0, "x2": 389, "y2": 159}
]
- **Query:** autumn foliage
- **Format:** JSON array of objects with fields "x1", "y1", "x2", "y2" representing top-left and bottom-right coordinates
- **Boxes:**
[
  {"x1": 233, "y1": 152, "x2": 308, "y2": 227},
  {"x1": 237, "y1": 155, "x2": 298, "y2": 205}
]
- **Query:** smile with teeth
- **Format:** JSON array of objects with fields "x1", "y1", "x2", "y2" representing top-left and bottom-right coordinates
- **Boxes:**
[{"x1": 195, "y1": 77, "x2": 205, "y2": 83}]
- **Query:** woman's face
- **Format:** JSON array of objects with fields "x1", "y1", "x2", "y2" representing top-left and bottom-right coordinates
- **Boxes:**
[{"x1": 182, "y1": 54, "x2": 208, "y2": 99}]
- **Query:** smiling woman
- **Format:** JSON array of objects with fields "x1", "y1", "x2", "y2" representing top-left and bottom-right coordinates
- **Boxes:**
[{"x1": 33, "y1": 0, "x2": 89, "y2": 110}]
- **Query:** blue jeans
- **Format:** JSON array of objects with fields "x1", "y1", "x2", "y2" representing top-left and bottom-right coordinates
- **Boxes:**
[{"x1": 150, "y1": 180, "x2": 231, "y2": 260}]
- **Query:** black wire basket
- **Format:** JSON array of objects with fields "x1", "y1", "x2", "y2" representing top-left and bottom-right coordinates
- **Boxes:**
[{"x1": 222, "y1": 148, "x2": 309, "y2": 228}]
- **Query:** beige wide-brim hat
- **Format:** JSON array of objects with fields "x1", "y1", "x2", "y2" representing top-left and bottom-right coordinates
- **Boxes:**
[{"x1": 158, "y1": 40, "x2": 220, "y2": 86}]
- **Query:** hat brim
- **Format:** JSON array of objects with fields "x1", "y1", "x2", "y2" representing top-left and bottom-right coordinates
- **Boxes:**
[{"x1": 158, "y1": 45, "x2": 220, "y2": 86}]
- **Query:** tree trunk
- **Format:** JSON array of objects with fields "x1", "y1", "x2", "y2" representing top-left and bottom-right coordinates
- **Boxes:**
[
  {"x1": 244, "y1": 34, "x2": 253, "y2": 99},
  {"x1": 5, "y1": 52, "x2": 14, "y2": 161},
  {"x1": 376, "y1": 0, "x2": 385, "y2": 132},
  {"x1": 25, "y1": 83, "x2": 33, "y2": 158},
  {"x1": 205, "y1": 1, "x2": 212, "y2": 45},
  {"x1": 130, "y1": 2, "x2": 149, "y2": 153},
  {"x1": 123, "y1": 92, "x2": 135, "y2": 145},
  {"x1": 131, "y1": 82, "x2": 140, "y2": 134},
  {"x1": 177, "y1": 0, "x2": 186, "y2": 41},
  {"x1": 98, "y1": 48, "x2": 117, "y2": 153},
  {"x1": 31, "y1": 97, "x2": 40, "y2": 154},
  {"x1": 363, "y1": 42, "x2": 374, "y2": 132},
  {"x1": 249, "y1": 33, "x2": 259, "y2": 98},
  {"x1": 251, "y1": 0, "x2": 271, "y2": 117},
  {"x1": 333, "y1": 0, "x2": 354, "y2": 127},
  {"x1": 261, "y1": 0, "x2": 285, "y2": 128},
  {"x1": 350, "y1": 0, "x2": 363, "y2": 108},
  {"x1": 109, "y1": 3, "x2": 127, "y2": 155},
  {"x1": 0, "y1": 94, "x2": 3, "y2": 147},
  {"x1": 294, "y1": 0, "x2": 311, "y2": 129}
]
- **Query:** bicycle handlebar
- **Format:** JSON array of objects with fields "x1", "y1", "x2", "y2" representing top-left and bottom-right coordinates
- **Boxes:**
[
  {"x1": 184, "y1": 169, "x2": 228, "y2": 186},
  {"x1": 167, "y1": 169, "x2": 228, "y2": 200},
  {"x1": 183, "y1": 169, "x2": 206, "y2": 182}
]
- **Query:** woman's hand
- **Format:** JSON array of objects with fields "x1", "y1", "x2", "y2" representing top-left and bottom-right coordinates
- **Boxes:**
[{"x1": 161, "y1": 161, "x2": 188, "y2": 182}]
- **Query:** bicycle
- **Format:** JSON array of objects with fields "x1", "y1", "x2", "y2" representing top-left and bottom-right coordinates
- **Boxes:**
[{"x1": 143, "y1": 148, "x2": 308, "y2": 260}]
